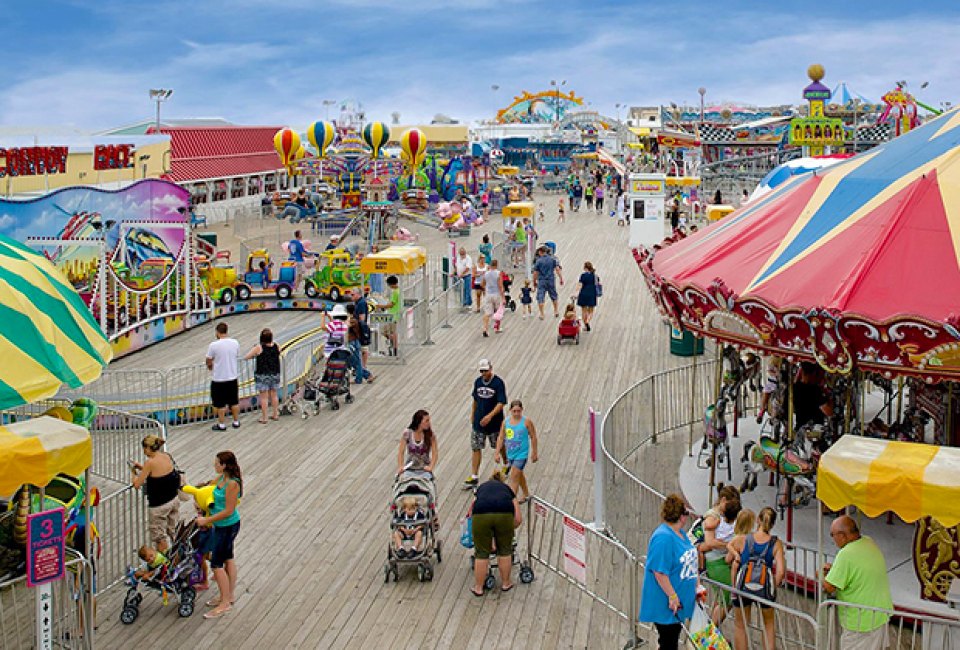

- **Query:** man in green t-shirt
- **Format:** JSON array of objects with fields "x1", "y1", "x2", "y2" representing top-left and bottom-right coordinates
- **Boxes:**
[
  {"x1": 823, "y1": 515, "x2": 892, "y2": 649},
  {"x1": 380, "y1": 275, "x2": 402, "y2": 356}
]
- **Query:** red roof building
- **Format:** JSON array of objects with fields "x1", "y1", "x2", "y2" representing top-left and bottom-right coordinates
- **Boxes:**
[{"x1": 146, "y1": 125, "x2": 287, "y2": 203}]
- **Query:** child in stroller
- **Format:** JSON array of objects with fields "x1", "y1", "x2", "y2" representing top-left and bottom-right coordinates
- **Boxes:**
[
  {"x1": 557, "y1": 301, "x2": 581, "y2": 345},
  {"x1": 500, "y1": 272, "x2": 517, "y2": 312},
  {"x1": 120, "y1": 521, "x2": 200, "y2": 623},
  {"x1": 289, "y1": 347, "x2": 355, "y2": 416},
  {"x1": 384, "y1": 470, "x2": 441, "y2": 583},
  {"x1": 392, "y1": 496, "x2": 427, "y2": 559}
]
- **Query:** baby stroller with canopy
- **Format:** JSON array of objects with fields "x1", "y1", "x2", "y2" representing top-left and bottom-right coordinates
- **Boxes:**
[
  {"x1": 120, "y1": 520, "x2": 201, "y2": 623},
  {"x1": 384, "y1": 469, "x2": 441, "y2": 583}
]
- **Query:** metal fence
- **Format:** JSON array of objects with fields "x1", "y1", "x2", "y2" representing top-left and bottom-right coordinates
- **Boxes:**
[
  {"x1": 57, "y1": 329, "x2": 325, "y2": 426},
  {"x1": 524, "y1": 496, "x2": 646, "y2": 649},
  {"x1": 597, "y1": 358, "x2": 960, "y2": 649},
  {"x1": 817, "y1": 599, "x2": 960, "y2": 650},
  {"x1": 0, "y1": 550, "x2": 94, "y2": 650}
]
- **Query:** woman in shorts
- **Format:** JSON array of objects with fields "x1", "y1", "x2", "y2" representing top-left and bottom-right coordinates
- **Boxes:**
[
  {"x1": 496, "y1": 400, "x2": 538, "y2": 503},
  {"x1": 196, "y1": 451, "x2": 242, "y2": 619},
  {"x1": 467, "y1": 469, "x2": 522, "y2": 596},
  {"x1": 131, "y1": 434, "x2": 181, "y2": 553},
  {"x1": 244, "y1": 328, "x2": 281, "y2": 424}
]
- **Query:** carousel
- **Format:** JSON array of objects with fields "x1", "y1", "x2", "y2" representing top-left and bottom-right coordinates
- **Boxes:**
[{"x1": 635, "y1": 107, "x2": 960, "y2": 614}]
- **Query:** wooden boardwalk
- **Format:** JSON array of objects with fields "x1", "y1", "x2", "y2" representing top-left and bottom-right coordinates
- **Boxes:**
[{"x1": 94, "y1": 195, "x2": 687, "y2": 649}]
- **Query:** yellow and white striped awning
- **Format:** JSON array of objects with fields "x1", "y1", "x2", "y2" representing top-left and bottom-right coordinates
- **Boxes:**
[
  {"x1": 818, "y1": 436, "x2": 960, "y2": 527},
  {"x1": 0, "y1": 416, "x2": 92, "y2": 495}
]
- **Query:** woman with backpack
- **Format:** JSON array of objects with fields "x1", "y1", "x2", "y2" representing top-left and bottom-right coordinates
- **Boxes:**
[{"x1": 726, "y1": 507, "x2": 786, "y2": 650}]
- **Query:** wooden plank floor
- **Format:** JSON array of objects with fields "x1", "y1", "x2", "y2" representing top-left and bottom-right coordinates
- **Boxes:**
[{"x1": 94, "y1": 193, "x2": 689, "y2": 649}]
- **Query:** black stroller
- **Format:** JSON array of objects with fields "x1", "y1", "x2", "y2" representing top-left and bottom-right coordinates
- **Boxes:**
[
  {"x1": 501, "y1": 272, "x2": 517, "y2": 312},
  {"x1": 314, "y1": 347, "x2": 354, "y2": 410}
]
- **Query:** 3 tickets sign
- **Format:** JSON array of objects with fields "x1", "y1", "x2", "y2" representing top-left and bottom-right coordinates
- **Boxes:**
[{"x1": 0, "y1": 143, "x2": 136, "y2": 177}]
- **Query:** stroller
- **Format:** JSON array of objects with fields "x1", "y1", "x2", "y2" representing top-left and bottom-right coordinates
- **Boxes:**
[
  {"x1": 120, "y1": 520, "x2": 201, "y2": 623},
  {"x1": 290, "y1": 347, "x2": 354, "y2": 416},
  {"x1": 384, "y1": 470, "x2": 441, "y2": 583},
  {"x1": 501, "y1": 272, "x2": 517, "y2": 312}
]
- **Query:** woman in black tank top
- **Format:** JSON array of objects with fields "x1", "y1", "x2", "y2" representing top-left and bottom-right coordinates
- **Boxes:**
[
  {"x1": 131, "y1": 434, "x2": 181, "y2": 551},
  {"x1": 245, "y1": 328, "x2": 282, "y2": 424}
]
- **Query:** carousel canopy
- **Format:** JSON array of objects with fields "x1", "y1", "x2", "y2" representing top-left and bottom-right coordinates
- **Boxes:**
[
  {"x1": 0, "y1": 416, "x2": 92, "y2": 495},
  {"x1": 638, "y1": 109, "x2": 960, "y2": 379},
  {"x1": 818, "y1": 435, "x2": 960, "y2": 527}
]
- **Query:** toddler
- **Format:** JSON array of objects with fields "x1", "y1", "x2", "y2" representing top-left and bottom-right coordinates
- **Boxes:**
[
  {"x1": 134, "y1": 544, "x2": 168, "y2": 580},
  {"x1": 562, "y1": 302, "x2": 578, "y2": 322},
  {"x1": 392, "y1": 496, "x2": 426, "y2": 559},
  {"x1": 520, "y1": 279, "x2": 533, "y2": 318},
  {"x1": 557, "y1": 198, "x2": 565, "y2": 223}
]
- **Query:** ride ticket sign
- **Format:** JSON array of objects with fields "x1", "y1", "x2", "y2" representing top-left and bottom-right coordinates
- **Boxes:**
[{"x1": 27, "y1": 508, "x2": 65, "y2": 587}]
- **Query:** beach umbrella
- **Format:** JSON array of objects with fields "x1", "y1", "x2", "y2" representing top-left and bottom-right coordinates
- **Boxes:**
[
  {"x1": 362, "y1": 122, "x2": 391, "y2": 159},
  {"x1": 273, "y1": 128, "x2": 300, "y2": 168},
  {"x1": 307, "y1": 121, "x2": 336, "y2": 158},
  {"x1": 400, "y1": 128, "x2": 427, "y2": 170},
  {"x1": 638, "y1": 109, "x2": 960, "y2": 380},
  {"x1": 0, "y1": 235, "x2": 113, "y2": 409}
]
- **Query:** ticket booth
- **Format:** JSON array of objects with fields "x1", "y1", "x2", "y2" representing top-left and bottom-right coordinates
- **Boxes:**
[
  {"x1": 502, "y1": 201, "x2": 537, "y2": 279},
  {"x1": 626, "y1": 173, "x2": 667, "y2": 248},
  {"x1": 360, "y1": 246, "x2": 428, "y2": 363}
]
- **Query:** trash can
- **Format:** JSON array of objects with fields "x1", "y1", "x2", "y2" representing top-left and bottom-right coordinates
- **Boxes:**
[
  {"x1": 441, "y1": 257, "x2": 450, "y2": 291},
  {"x1": 670, "y1": 327, "x2": 704, "y2": 356}
]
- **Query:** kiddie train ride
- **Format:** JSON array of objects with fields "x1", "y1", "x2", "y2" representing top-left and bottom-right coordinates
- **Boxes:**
[{"x1": 0, "y1": 179, "x2": 347, "y2": 359}]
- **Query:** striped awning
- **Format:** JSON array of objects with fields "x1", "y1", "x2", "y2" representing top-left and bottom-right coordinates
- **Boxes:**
[
  {"x1": 0, "y1": 416, "x2": 92, "y2": 495},
  {"x1": 155, "y1": 125, "x2": 286, "y2": 182},
  {"x1": 0, "y1": 235, "x2": 113, "y2": 409},
  {"x1": 818, "y1": 436, "x2": 960, "y2": 527}
]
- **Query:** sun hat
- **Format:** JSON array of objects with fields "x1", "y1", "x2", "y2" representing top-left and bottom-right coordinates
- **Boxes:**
[{"x1": 330, "y1": 304, "x2": 349, "y2": 319}]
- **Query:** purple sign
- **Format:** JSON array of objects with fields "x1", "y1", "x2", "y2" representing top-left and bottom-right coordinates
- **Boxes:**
[{"x1": 27, "y1": 508, "x2": 65, "y2": 587}]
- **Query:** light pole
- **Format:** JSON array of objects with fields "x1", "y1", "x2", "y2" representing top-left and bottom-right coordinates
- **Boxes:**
[
  {"x1": 139, "y1": 154, "x2": 151, "y2": 179},
  {"x1": 698, "y1": 87, "x2": 706, "y2": 124},
  {"x1": 322, "y1": 99, "x2": 337, "y2": 121},
  {"x1": 148, "y1": 89, "x2": 173, "y2": 133},
  {"x1": 550, "y1": 79, "x2": 566, "y2": 123}
]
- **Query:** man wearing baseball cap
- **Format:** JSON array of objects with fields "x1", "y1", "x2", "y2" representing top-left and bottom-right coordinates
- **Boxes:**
[
  {"x1": 465, "y1": 358, "x2": 507, "y2": 488},
  {"x1": 325, "y1": 234, "x2": 340, "y2": 251}
]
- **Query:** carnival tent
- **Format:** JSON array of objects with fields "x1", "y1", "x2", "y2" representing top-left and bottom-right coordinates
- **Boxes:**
[
  {"x1": 818, "y1": 435, "x2": 960, "y2": 527},
  {"x1": 0, "y1": 234, "x2": 113, "y2": 409},
  {"x1": 638, "y1": 109, "x2": 960, "y2": 378}
]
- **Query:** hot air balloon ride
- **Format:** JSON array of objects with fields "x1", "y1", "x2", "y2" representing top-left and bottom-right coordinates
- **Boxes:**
[{"x1": 273, "y1": 128, "x2": 301, "y2": 176}]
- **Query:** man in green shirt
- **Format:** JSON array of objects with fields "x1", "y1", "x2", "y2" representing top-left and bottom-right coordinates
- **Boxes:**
[
  {"x1": 823, "y1": 515, "x2": 892, "y2": 649},
  {"x1": 382, "y1": 275, "x2": 402, "y2": 356}
]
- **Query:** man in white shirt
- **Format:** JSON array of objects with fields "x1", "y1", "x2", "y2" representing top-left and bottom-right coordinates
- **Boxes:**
[
  {"x1": 455, "y1": 246, "x2": 473, "y2": 310},
  {"x1": 206, "y1": 322, "x2": 241, "y2": 431}
]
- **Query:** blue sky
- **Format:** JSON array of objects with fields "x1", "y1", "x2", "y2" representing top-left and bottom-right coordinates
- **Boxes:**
[{"x1": 2, "y1": 0, "x2": 959, "y2": 131}]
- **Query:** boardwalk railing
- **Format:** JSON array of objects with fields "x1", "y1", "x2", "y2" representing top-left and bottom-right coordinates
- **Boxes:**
[
  {"x1": 817, "y1": 599, "x2": 960, "y2": 650},
  {"x1": 525, "y1": 496, "x2": 646, "y2": 649},
  {"x1": 57, "y1": 329, "x2": 326, "y2": 426},
  {"x1": 0, "y1": 549, "x2": 94, "y2": 650}
]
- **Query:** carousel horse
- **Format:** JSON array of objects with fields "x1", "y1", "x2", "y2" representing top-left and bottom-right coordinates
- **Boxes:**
[{"x1": 741, "y1": 422, "x2": 823, "y2": 506}]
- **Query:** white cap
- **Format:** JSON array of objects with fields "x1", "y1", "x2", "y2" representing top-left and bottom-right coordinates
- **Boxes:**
[
  {"x1": 330, "y1": 304, "x2": 349, "y2": 319},
  {"x1": 478, "y1": 358, "x2": 492, "y2": 371}
]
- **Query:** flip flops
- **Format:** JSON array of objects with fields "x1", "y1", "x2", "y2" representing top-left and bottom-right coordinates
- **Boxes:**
[
  {"x1": 470, "y1": 588, "x2": 484, "y2": 597},
  {"x1": 501, "y1": 584, "x2": 515, "y2": 593}
]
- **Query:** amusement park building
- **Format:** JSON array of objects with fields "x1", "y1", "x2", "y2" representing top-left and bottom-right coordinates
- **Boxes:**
[
  {"x1": 102, "y1": 119, "x2": 287, "y2": 204},
  {"x1": 0, "y1": 129, "x2": 171, "y2": 197},
  {"x1": 386, "y1": 124, "x2": 470, "y2": 157}
]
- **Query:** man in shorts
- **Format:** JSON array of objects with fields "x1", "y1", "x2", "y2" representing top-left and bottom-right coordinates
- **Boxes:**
[
  {"x1": 206, "y1": 322, "x2": 240, "y2": 431},
  {"x1": 533, "y1": 245, "x2": 564, "y2": 319},
  {"x1": 465, "y1": 358, "x2": 507, "y2": 488}
]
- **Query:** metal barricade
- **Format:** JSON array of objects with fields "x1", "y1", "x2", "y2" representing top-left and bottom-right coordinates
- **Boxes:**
[
  {"x1": 525, "y1": 496, "x2": 646, "y2": 649},
  {"x1": 95, "y1": 484, "x2": 150, "y2": 594},
  {"x1": 698, "y1": 575, "x2": 820, "y2": 649},
  {"x1": 0, "y1": 550, "x2": 94, "y2": 650},
  {"x1": 58, "y1": 369, "x2": 167, "y2": 415},
  {"x1": 817, "y1": 599, "x2": 960, "y2": 650}
]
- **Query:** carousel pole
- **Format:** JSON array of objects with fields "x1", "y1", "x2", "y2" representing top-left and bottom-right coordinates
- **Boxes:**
[
  {"x1": 947, "y1": 383, "x2": 955, "y2": 446},
  {"x1": 896, "y1": 376, "x2": 905, "y2": 422},
  {"x1": 785, "y1": 365, "x2": 795, "y2": 543},
  {"x1": 843, "y1": 371, "x2": 853, "y2": 435}
]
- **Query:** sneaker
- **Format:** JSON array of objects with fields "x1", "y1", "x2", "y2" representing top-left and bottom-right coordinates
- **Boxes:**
[
  {"x1": 396, "y1": 549, "x2": 407, "y2": 559},
  {"x1": 212, "y1": 423, "x2": 227, "y2": 431},
  {"x1": 463, "y1": 475, "x2": 479, "y2": 488},
  {"x1": 482, "y1": 331, "x2": 489, "y2": 338},
  {"x1": 232, "y1": 421, "x2": 240, "y2": 429}
]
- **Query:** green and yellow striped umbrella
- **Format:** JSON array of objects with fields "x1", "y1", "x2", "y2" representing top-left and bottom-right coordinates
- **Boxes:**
[{"x1": 0, "y1": 234, "x2": 112, "y2": 409}]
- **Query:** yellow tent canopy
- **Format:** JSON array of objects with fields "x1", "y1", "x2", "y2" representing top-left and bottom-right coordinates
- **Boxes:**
[
  {"x1": 817, "y1": 436, "x2": 960, "y2": 527},
  {"x1": 0, "y1": 416, "x2": 92, "y2": 496},
  {"x1": 666, "y1": 176, "x2": 701, "y2": 187},
  {"x1": 629, "y1": 127, "x2": 651, "y2": 137},
  {"x1": 498, "y1": 166, "x2": 520, "y2": 176},
  {"x1": 502, "y1": 202, "x2": 536, "y2": 219},
  {"x1": 359, "y1": 246, "x2": 427, "y2": 275}
]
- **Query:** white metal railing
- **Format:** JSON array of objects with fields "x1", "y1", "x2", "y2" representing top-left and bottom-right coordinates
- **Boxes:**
[
  {"x1": 0, "y1": 549, "x2": 94, "y2": 650},
  {"x1": 817, "y1": 599, "x2": 960, "y2": 649}
]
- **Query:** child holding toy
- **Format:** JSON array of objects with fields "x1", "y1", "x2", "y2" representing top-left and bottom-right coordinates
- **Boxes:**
[{"x1": 134, "y1": 544, "x2": 169, "y2": 580}]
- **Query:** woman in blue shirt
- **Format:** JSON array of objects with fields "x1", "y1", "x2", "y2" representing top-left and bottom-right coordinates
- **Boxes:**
[
  {"x1": 639, "y1": 494, "x2": 701, "y2": 649},
  {"x1": 196, "y1": 451, "x2": 243, "y2": 619}
]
